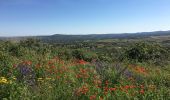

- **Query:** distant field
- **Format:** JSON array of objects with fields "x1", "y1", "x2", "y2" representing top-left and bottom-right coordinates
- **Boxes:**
[{"x1": 150, "y1": 35, "x2": 170, "y2": 41}]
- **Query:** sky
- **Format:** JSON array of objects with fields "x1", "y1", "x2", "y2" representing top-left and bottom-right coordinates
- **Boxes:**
[{"x1": 0, "y1": 0, "x2": 170, "y2": 36}]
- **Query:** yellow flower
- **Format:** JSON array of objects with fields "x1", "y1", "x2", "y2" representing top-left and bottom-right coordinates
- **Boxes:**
[
  {"x1": 38, "y1": 78, "x2": 44, "y2": 82},
  {"x1": 12, "y1": 76, "x2": 16, "y2": 80},
  {"x1": 0, "y1": 77, "x2": 8, "y2": 84},
  {"x1": 46, "y1": 78, "x2": 52, "y2": 80},
  {"x1": 13, "y1": 78, "x2": 16, "y2": 80},
  {"x1": 38, "y1": 78, "x2": 43, "y2": 80},
  {"x1": 148, "y1": 84, "x2": 156, "y2": 90}
]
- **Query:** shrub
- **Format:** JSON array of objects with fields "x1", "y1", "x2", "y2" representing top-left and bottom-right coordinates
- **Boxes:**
[
  {"x1": 19, "y1": 38, "x2": 41, "y2": 49},
  {"x1": 72, "y1": 49, "x2": 98, "y2": 62},
  {"x1": 123, "y1": 42, "x2": 168, "y2": 65}
]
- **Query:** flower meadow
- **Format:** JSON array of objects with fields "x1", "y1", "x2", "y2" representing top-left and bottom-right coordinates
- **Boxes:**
[{"x1": 0, "y1": 39, "x2": 170, "y2": 100}]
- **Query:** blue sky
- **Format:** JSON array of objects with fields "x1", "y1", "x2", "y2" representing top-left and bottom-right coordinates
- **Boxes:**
[{"x1": 0, "y1": 0, "x2": 170, "y2": 36}]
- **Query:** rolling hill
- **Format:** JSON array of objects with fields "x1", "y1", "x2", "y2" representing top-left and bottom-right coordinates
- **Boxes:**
[
  {"x1": 38, "y1": 30, "x2": 170, "y2": 43},
  {"x1": 0, "y1": 30, "x2": 170, "y2": 43}
]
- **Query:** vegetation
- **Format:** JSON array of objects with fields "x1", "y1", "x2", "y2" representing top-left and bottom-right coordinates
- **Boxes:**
[{"x1": 0, "y1": 37, "x2": 170, "y2": 100}]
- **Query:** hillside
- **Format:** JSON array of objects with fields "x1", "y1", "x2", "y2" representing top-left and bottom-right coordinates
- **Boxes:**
[
  {"x1": 0, "y1": 30, "x2": 170, "y2": 43},
  {"x1": 38, "y1": 30, "x2": 170, "y2": 43}
]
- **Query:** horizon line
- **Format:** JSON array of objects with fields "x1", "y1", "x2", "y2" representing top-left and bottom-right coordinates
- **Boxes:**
[{"x1": 0, "y1": 30, "x2": 170, "y2": 38}]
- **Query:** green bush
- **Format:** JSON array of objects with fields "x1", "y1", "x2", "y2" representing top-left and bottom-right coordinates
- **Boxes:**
[
  {"x1": 19, "y1": 38, "x2": 41, "y2": 49},
  {"x1": 72, "y1": 49, "x2": 98, "y2": 62},
  {"x1": 123, "y1": 42, "x2": 168, "y2": 64}
]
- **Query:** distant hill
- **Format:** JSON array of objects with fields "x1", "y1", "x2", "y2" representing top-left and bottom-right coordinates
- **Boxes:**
[
  {"x1": 0, "y1": 30, "x2": 170, "y2": 43},
  {"x1": 38, "y1": 30, "x2": 170, "y2": 43}
]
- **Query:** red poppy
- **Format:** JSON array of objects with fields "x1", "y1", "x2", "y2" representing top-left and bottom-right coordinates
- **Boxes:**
[
  {"x1": 78, "y1": 59, "x2": 87, "y2": 65},
  {"x1": 140, "y1": 89, "x2": 144, "y2": 94},
  {"x1": 90, "y1": 95, "x2": 96, "y2": 100},
  {"x1": 109, "y1": 87, "x2": 117, "y2": 91}
]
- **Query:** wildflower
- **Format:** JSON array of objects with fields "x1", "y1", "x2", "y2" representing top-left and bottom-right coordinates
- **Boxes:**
[
  {"x1": 97, "y1": 85, "x2": 102, "y2": 88},
  {"x1": 99, "y1": 96, "x2": 103, "y2": 100},
  {"x1": 46, "y1": 77, "x2": 52, "y2": 80},
  {"x1": 38, "y1": 78, "x2": 43, "y2": 82},
  {"x1": 104, "y1": 87, "x2": 109, "y2": 95},
  {"x1": 93, "y1": 79, "x2": 102, "y2": 86},
  {"x1": 105, "y1": 80, "x2": 109, "y2": 86},
  {"x1": 79, "y1": 59, "x2": 87, "y2": 65},
  {"x1": 12, "y1": 76, "x2": 16, "y2": 80},
  {"x1": 48, "y1": 60, "x2": 54, "y2": 65},
  {"x1": 148, "y1": 85, "x2": 156, "y2": 91},
  {"x1": 27, "y1": 61, "x2": 32, "y2": 65},
  {"x1": 35, "y1": 63, "x2": 41, "y2": 69},
  {"x1": 140, "y1": 84, "x2": 144, "y2": 89},
  {"x1": 38, "y1": 78, "x2": 43, "y2": 80},
  {"x1": 23, "y1": 61, "x2": 32, "y2": 65},
  {"x1": 128, "y1": 77, "x2": 135, "y2": 81},
  {"x1": 81, "y1": 85, "x2": 89, "y2": 95},
  {"x1": 134, "y1": 66, "x2": 148, "y2": 75},
  {"x1": 80, "y1": 68, "x2": 87, "y2": 73},
  {"x1": 13, "y1": 64, "x2": 17, "y2": 68},
  {"x1": 75, "y1": 85, "x2": 89, "y2": 96},
  {"x1": 50, "y1": 65, "x2": 56, "y2": 69},
  {"x1": 124, "y1": 85, "x2": 130, "y2": 89},
  {"x1": 90, "y1": 95, "x2": 96, "y2": 100},
  {"x1": 129, "y1": 85, "x2": 136, "y2": 89},
  {"x1": 76, "y1": 74, "x2": 81, "y2": 78},
  {"x1": 60, "y1": 60, "x2": 64, "y2": 65},
  {"x1": 0, "y1": 77, "x2": 8, "y2": 84},
  {"x1": 109, "y1": 87, "x2": 117, "y2": 91},
  {"x1": 139, "y1": 89, "x2": 144, "y2": 94}
]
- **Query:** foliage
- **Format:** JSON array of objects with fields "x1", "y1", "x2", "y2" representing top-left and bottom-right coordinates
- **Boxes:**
[
  {"x1": 0, "y1": 39, "x2": 170, "y2": 100},
  {"x1": 72, "y1": 49, "x2": 98, "y2": 62},
  {"x1": 123, "y1": 42, "x2": 168, "y2": 65}
]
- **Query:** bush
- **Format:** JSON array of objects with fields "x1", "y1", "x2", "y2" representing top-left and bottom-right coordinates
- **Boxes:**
[
  {"x1": 19, "y1": 38, "x2": 41, "y2": 49},
  {"x1": 72, "y1": 49, "x2": 98, "y2": 62},
  {"x1": 123, "y1": 42, "x2": 168, "y2": 64},
  {"x1": 57, "y1": 49, "x2": 72, "y2": 60},
  {"x1": 8, "y1": 45, "x2": 25, "y2": 57}
]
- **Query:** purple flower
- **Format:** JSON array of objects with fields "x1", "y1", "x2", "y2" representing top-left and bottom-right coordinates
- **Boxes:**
[
  {"x1": 17, "y1": 64, "x2": 36, "y2": 86},
  {"x1": 123, "y1": 69, "x2": 133, "y2": 78}
]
